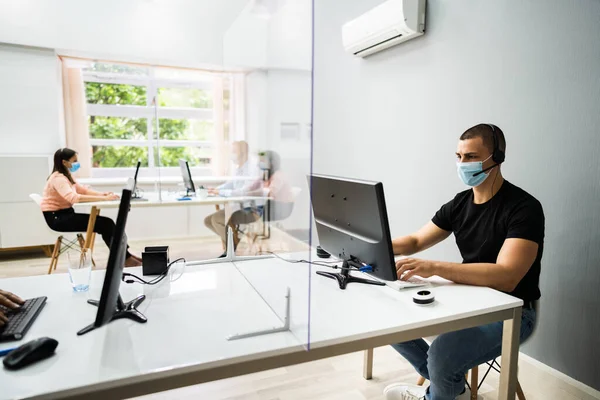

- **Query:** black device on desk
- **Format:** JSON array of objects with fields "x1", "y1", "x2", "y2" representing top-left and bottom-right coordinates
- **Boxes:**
[
  {"x1": 0, "y1": 297, "x2": 47, "y2": 341},
  {"x1": 3, "y1": 337, "x2": 58, "y2": 370},
  {"x1": 309, "y1": 174, "x2": 397, "y2": 290},
  {"x1": 142, "y1": 246, "x2": 170, "y2": 276},
  {"x1": 77, "y1": 181, "x2": 147, "y2": 336},
  {"x1": 179, "y1": 159, "x2": 196, "y2": 197}
]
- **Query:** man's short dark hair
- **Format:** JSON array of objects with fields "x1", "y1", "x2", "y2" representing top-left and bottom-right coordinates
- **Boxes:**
[{"x1": 460, "y1": 124, "x2": 506, "y2": 155}]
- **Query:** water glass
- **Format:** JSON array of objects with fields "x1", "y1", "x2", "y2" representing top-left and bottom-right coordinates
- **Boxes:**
[{"x1": 67, "y1": 248, "x2": 93, "y2": 292}]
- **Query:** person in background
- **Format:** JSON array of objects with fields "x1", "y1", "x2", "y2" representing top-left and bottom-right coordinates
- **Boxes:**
[
  {"x1": 257, "y1": 150, "x2": 295, "y2": 222},
  {"x1": 41, "y1": 148, "x2": 142, "y2": 267},
  {"x1": 204, "y1": 141, "x2": 263, "y2": 255},
  {"x1": 0, "y1": 289, "x2": 24, "y2": 327}
]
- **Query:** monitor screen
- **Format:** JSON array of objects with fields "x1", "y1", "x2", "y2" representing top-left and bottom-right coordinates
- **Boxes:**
[
  {"x1": 309, "y1": 174, "x2": 397, "y2": 281},
  {"x1": 179, "y1": 159, "x2": 195, "y2": 194}
]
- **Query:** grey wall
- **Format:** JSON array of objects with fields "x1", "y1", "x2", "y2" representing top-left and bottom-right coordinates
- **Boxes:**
[{"x1": 313, "y1": 0, "x2": 600, "y2": 390}]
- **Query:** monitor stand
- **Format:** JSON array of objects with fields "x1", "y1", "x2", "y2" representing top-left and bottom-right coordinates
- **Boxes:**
[
  {"x1": 77, "y1": 294, "x2": 147, "y2": 336},
  {"x1": 187, "y1": 227, "x2": 273, "y2": 266},
  {"x1": 316, "y1": 259, "x2": 386, "y2": 290}
]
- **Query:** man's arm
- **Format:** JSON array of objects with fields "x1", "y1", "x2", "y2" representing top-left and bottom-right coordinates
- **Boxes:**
[
  {"x1": 392, "y1": 221, "x2": 451, "y2": 255},
  {"x1": 396, "y1": 238, "x2": 539, "y2": 292}
]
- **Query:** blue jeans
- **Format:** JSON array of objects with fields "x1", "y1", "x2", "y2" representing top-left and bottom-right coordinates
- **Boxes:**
[{"x1": 391, "y1": 307, "x2": 536, "y2": 400}]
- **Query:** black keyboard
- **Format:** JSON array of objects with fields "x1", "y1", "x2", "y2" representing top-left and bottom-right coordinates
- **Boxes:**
[{"x1": 0, "y1": 297, "x2": 47, "y2": 341}]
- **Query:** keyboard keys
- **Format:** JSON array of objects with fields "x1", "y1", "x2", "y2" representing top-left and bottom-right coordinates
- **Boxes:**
[{"x1": 0, "y1": 297, "x2": 47, "y2": 341}]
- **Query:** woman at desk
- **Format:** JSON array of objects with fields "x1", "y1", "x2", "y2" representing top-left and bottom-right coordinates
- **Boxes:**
[{"x1": 40, "y1": 148, "x2": 142, "y2": 267}]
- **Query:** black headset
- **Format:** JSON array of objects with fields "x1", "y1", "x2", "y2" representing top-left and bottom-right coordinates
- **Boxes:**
[
  {"x1": 472, "y1": 124, "x2": 505, "y2": 177},
  {"x1": 487, "y1": 124, "x2": 505, "y2": 164}
]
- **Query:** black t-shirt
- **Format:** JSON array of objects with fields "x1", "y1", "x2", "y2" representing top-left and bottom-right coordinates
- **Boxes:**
[{"x1": 432, "y1": 181, "x2": 544, "y2": 301}]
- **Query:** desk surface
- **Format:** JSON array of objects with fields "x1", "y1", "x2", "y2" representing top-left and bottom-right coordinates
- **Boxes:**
[
  {"x1": 0, "y1": 256, "x2": 522, "y2": 400},
  {"x1": 73, "y1": 193, "x2": 268, "y2": 209}
]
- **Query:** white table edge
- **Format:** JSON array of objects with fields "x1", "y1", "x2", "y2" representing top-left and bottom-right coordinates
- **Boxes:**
[{"x1": 17, "y1": 303, "x2": 522, "y2": 400}]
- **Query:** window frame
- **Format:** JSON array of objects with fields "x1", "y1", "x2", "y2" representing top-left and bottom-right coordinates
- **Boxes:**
[{"x1": 83, "y1": 67, "x2": 228, "y2": 177}]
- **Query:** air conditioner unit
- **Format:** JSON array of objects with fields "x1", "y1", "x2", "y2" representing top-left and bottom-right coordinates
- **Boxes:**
[{"x1": 342, "y1": 0, "x2": 426, "y2": 58}]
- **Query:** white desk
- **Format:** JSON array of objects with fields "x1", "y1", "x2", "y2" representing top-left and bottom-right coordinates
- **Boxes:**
[
  {"x1": 0, "y1": 258, "x2": 523, "y2": 400},
  {"x1": 73, "y1": 193, "x2": 268, "y2": 250},
  {"x1": 78, "y1": 176, "x2": 255, "y2": 187}
]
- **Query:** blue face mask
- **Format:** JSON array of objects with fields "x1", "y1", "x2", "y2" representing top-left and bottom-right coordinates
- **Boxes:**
[
  {"x1": 258, "y1": 161, "x2": 269, "y2": 170},
  {"x1": 69, "y1": 162, "x2": 81, "y2": 173},
  {"x1": 456, "y1": 154, "x2": 492, "y2": 187}
]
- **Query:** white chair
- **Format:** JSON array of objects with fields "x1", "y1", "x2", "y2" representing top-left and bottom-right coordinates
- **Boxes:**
[{"x1": 29, "y1": 194, "x2": 93, "y2": 274}]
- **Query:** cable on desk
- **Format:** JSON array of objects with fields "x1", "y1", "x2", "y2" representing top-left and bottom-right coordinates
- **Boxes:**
[
  {"x1": 122, "y1": 257, "x2": 186, "y2": 285},
  {"x1": 263, "y1": 251, "x2": 361, "y2": 271}
]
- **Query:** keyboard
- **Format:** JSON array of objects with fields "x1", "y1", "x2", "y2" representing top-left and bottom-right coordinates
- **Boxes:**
[
  {"x1": 385, "y1": 276, "x2": 428, "y2": 291},
  {"x1": 359, "y1": 272, "x2": 429, "y2": 290},
  {"x1": 0, "y1": 297, "x2": 47, "y2": 341}
]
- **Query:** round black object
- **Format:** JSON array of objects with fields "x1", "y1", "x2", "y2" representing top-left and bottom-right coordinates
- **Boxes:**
[
  {"x1": 413, "y1": 290, "x2": 435, "y2": 305},
  {"x1": 316, "y1": 246, "x2": 331, "y2": 259}
]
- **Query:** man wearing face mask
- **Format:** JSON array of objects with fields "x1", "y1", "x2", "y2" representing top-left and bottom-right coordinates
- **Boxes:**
[
  {"x1": 204, "y1": 141, "x2": 263, "y2": 255},
  {"x1": 384, "y1": 124, "x2": 544, "y2": 400}
]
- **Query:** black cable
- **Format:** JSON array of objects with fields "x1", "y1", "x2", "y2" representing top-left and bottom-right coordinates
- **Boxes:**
[
  {"x1": 264, "y1": 251, "x2": 359, "y2": 271},
  {"x1": 122, "y1": 257, "x2": 186, "y2": 285}
]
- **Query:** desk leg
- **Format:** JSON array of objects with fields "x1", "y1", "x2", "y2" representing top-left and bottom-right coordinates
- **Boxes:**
[
  {"x1": 363, "y1": 348, "x2": 373, "y2": 380},
  {"x1": 498, "y1": 307, "x2": 522, "y2": 400},
  {"x1": 83, "y1": 207, "x2": 100, "y2": 250}
]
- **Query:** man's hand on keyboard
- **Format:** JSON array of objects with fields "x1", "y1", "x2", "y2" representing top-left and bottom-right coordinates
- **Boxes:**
[
  {"x1": 396, "y1": 258, "x2": 437, "y2": 281},
  {"x1": 0, "y1": 290, "x2": 24, "y2": 327}
]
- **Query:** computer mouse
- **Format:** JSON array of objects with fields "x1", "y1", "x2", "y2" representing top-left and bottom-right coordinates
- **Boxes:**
[
  {"x1": 316, "y1": 246, "x2": 331, "y2": 259},
  {"x1": 3, "y1": 337, "x2": 58, "y2": 370}
]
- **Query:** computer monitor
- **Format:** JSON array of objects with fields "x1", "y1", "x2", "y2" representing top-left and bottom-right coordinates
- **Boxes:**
[
  {"x1": 309, "y1": 174, "x2": 397, "y2": 290},
  {"x1": 179, "y1": 159, "x2": 195, "y2": 196},
  {"x1": 132, "y1": 160, "x2": 141, "y2": 197},
  {"x1": 77, "y1": 180, "x2": 147, "y2": 336}
]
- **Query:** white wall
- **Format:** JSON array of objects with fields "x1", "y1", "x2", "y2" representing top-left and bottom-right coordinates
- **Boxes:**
[
  {"x1": 0, "y1": 44, "x2": 62, "y2": 156},
  {"x1": 0, "y1": 0, "x2": 247, "y2": 67},
  {"x1": 314, "y1": 0, "x2": 600, "y2": 391},
  {"x1": 245, "y1": 69, "x2": 312, "y2": 233},
  {"x1": 223, "y1": 0, "x2": 312, "y2": 70}
]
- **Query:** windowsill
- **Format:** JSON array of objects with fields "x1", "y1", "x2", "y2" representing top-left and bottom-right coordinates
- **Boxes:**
[{"x1": 78, "y1": 175, "x2": 253, "y2": 186}]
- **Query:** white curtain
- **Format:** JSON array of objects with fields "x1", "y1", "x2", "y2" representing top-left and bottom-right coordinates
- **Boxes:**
[
  {"x1": 61, "y1": 58, "x2": 92, "y2": 177},
  {"x1": 211, "y1": 73, "x2": 247, "y2": 176}
]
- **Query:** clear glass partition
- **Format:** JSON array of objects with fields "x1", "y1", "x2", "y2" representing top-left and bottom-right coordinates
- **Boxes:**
[
  {"x1": 80, "y1": 0, "x2": 314, "y2": 350},
  {"x1": 217, "y1": 0, "x2": 314, "y2": 347}
]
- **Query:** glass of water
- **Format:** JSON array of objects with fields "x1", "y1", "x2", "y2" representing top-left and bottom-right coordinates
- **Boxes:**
[{"x1": 67, "y1": 248, "x2": 93, "y2": 292}]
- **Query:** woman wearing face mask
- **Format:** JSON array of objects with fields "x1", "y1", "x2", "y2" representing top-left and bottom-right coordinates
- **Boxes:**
[{"x1": 40, "y1": 148, "x2": 142, "y2": 267}]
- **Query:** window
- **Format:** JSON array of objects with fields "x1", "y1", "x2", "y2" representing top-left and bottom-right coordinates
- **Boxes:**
[{"x1": 83, "y1": 62, "x2": 233, "y2": 176}]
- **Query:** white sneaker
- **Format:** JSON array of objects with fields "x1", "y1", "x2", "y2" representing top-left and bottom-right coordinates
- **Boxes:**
[{"x1": 383, "y1": 383, "x2": 426, "y2": 400}]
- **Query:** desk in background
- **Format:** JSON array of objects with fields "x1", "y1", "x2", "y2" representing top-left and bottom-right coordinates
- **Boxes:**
[
  {"x1": 73, "y1": 193, "x2": 269, "y2": 251},
  {"x1": 0, "y1": 254, "x2": 523, "y2": 400}
]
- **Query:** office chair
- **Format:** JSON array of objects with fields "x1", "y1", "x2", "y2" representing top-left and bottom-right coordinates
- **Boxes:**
[
  {"x1": 29, "y1": 194, "x2": 95, "y2": 274},
  {"x1": 243, "y1": 187, "x2": 301, "y2": 253}
]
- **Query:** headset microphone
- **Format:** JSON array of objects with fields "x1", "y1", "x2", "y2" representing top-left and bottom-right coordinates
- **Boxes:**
[{"x1": 473, "y1": 163, "x2": 499, "y2": 177}]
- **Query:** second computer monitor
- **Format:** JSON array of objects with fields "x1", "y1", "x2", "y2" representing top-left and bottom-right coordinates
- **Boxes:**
[
  {"x1": 77, "y1": 180, "x2": 147, "y2": 336},
  {"x1": 310, "y1": 174, "x2": 398, "y2": 282},
  {"x1": 179, "y1": 159, "x2": 195, "y2": 196}
]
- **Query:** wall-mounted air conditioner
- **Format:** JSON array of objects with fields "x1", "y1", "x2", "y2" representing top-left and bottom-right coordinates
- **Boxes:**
[{"x1": 342, "y1": 0, "x2": 426, "y2": 57}]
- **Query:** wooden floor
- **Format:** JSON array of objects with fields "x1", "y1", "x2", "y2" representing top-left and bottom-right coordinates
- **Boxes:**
[
  {"x1": 0, "y1": 237, "x2": 597, "y2": 400},
  {"x1": 130, "y1": 346, "x2": 599, "y2": 400}
]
